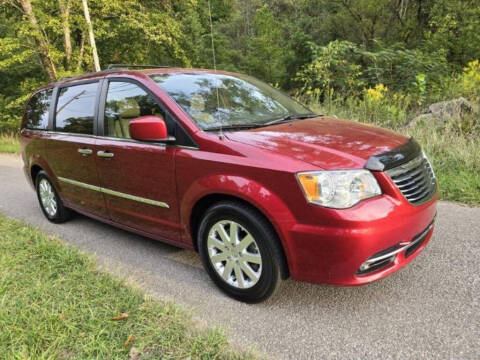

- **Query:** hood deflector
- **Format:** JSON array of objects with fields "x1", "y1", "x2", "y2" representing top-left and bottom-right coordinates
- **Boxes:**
[{"x1": 364, "y1": 138, "x2": 421, "y2": 171}]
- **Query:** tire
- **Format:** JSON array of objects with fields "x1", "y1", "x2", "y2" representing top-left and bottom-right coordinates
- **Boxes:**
[
  {"x1": 198, "y1": 201, "x2": 282, "y2": 303},
  {"x1": 35, "y1": 170, "x2": 73, "y2": 223}
]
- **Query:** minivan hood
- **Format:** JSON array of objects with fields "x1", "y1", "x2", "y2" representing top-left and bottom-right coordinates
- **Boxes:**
[{"x1": 226, "y1": 116, "x2": 409, "y2": 169}]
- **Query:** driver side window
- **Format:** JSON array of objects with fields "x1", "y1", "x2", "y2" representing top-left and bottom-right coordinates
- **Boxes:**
[{"x1": 104, "y1": 81, "x2": 169, "y2": 138}]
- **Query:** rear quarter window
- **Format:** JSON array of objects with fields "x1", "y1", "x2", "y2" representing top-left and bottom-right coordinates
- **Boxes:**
[
  {"x1": 24, "y1": 89, "x2": 53, "y2": 130},
  {"x1": 55, "y1": 82, "x2": 99, "y2": 134}
]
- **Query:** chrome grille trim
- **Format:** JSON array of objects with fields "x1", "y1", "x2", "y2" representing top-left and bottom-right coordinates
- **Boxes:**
[{"x1": 386, "y1": 153, "x2": 437, "y2": 205}]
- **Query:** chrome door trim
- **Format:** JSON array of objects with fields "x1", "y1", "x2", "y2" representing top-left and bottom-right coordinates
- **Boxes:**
[
  {"x1": 57, "y1": 176, "x2": 170, "y2": 208},
  {"x1": 58, "y1": 177, "x2": 102, "y2": 191}
]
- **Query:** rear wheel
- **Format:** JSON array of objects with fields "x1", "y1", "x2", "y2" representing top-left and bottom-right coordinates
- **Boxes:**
[
  {"x1": 35, "y1": 171, "x2": 73, "y2": 223},
  {"x1": 198, "y1": 201, "x2": 282, "y2": 303}
]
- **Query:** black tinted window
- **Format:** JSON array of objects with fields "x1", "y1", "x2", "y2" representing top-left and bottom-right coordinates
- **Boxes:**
[
  {"x1": 104, "y1": 81, "x2": 167, "y2": 138},
  {"x1": 24, "y1": 89, "x2": 53, "y2": 130},
  {"x1": 55, "y1": 82, "x2": 98, "y2": 134}
]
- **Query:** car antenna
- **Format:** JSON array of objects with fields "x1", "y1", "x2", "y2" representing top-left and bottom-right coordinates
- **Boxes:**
[{"x1": 208, "y1": 0, "x2": 224, "y2": 140}]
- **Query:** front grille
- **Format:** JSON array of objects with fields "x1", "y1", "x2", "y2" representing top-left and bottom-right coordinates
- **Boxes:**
[{"x1": 386, "y1": 154, "x2": 436, "y2": 205}]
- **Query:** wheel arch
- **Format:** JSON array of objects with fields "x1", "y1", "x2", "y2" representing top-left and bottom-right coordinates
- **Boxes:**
[
  {"x1": 28, "y1": 157, "x2": 59, "y2": 192},
  {"x1": 30, "y1": 164, "x2": 43, "y2": 186},
  {"x1": 189, "y1": 192, "x2": 291, "y2": 279}
]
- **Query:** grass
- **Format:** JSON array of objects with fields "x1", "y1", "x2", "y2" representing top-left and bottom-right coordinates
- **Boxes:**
[
  {"x1": 408, "y1": 125, "x2": 480, "y2": 205},
  {"x1": 311, "y1": 103, "x2": 480, "y2": 206},
  {"x1": 0, "y1": 214, "x2": 252, "y2": 359},
  {"x1": 0, "y1": 134, "x2": 20, "y2": 154}
]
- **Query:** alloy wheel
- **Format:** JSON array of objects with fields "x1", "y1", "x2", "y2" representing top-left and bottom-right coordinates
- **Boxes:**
[
  {"x1": 39, "y1": 178, "x2": 57, "y2": 217},
  {"x1": 207, "y1": 220, "x2": 263, "y2": 289}
]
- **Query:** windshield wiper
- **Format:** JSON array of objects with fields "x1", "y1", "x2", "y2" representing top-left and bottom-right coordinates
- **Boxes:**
[
  {"x1": 204, "y1": 114, "x2": 320, "y2": 132},
  {"x1": 204, "y1": 123, "x2": 264, "y2": 132},
  {"x1": 263, "y1": 113, "x2": 319, "y2": 126}
]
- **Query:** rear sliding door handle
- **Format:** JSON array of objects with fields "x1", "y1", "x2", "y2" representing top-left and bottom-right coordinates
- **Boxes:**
[
  {"x1": 97, "y1": 150, "x2": 114, "y2": 158},
  {"x1": 77, "y1": 148, "x2": 93, "y2": 156}
]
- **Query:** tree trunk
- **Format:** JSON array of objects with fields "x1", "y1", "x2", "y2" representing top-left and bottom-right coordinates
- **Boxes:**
[
  {"x1": 81, "y1": 0, "x2": 100, "y2": 71},
  {"x1": 19, "y1": 0, "x2": 57, "y2": 81},
  {"x1": 59, "y1": 0, "x2": 72, "y2": 70},
  {"x1": 77, "y1": 32, "x2": 86, "y2": 72}
]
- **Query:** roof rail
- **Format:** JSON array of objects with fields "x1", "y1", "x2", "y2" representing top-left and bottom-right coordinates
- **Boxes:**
[
  {"x1": 58, "y1": 64, "x2": 170, "y2": 81},
  {"x1": 59, "y1": 69, "x2": 118, "y2": 81},
  {"x1": 106, "y1": 64, "x2": 171, "y2": 70},
  {"x1": 58, "y1": 65, "x2": 170, "y2": 81}
]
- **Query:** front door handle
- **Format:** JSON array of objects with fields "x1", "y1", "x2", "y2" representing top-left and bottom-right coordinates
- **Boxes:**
[
  {"x1": 97, "y1": 150, "x2": 114, "y2": 159},
  {"x1": 78, "y1": 148, "x2": 93, "y2": 156}
]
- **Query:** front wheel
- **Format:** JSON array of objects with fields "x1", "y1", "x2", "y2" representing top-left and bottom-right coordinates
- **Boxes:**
[
  {"x1": 35, "y1": 171, "x2": 73, "y2": 223},
  {"x1": 198, "y1": 201, "x2": 282, "y2": 303}
]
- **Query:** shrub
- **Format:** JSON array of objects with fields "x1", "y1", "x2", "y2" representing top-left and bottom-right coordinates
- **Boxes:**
[
  {"x1": 458, "y1": 60, "x2": 480, "y2": 99},
  {"x1": 295, "y1": 40, "x2": 363, "y2": 102},
  {"x1": 295, "y1": 41, "x2": 450, "y2": 105}
]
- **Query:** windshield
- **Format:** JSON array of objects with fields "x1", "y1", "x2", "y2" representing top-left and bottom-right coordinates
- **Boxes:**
[{"x1": 150, "y1": 72, "x2": 314, "y2": 130}]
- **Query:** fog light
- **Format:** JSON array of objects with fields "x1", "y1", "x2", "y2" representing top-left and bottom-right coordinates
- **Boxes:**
[
  {"x1": 359, "y1": 262, "x2": 371, "y2": 271},
  {"x1": 357, "y1": 254, "x2": 396, "y2": 275}
]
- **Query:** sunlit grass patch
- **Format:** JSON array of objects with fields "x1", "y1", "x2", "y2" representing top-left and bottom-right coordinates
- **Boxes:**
[
  {"x1": 0, "y1": 215, "x2": 253, "y2": 359},
  {"x1": 0, "y1": 134, "x2": 20, "y2": 154}
]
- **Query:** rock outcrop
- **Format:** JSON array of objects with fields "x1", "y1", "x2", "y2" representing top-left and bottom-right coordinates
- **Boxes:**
[{"x1": 409, "y1": 97, "x2": 476, "y2": 127}]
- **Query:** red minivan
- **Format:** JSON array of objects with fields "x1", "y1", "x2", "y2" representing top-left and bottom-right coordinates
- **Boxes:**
[{"x1": 21, "y1": 66, "x2": 437, "y2": 302}]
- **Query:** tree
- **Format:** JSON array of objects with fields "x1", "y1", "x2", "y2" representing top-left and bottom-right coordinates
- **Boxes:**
[
  {"x1": 17, "y1": 0, "x2": 57, "y2": 80},
  {"x1": 246, "y1": 4, "x2": 285, "y2": 83},
  {"x1": 58, "y1": 0, "x2": 72, "y2": 70},
  {"x1": 425, "y1": 0, "x2": 480, "y2": 66},
  {"x1": 81, "y1": 0, "x2": 100, "y2": 71}
]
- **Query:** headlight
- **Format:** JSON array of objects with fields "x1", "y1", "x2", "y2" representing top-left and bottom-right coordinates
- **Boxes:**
[{"x1": 296, "y1": 170, "x2": 381, "y2": 209}]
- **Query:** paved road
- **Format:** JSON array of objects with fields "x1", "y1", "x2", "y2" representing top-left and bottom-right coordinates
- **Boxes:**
[{"x1": 0, "y1": 154, "x2": 478, "y2": 359}]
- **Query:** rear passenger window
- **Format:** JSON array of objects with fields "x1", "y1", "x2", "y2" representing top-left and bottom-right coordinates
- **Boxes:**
[
  {"x1": 24, "y1": 89, "x2": 53, "y2": 130},
  {"x1": 55, "y1": 82, "x2": 98, "y2": 134}
]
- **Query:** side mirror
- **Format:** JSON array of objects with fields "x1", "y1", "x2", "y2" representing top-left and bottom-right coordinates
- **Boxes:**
[{"x1": 129, "y1": 116, "x2": 175, "y2": 143}]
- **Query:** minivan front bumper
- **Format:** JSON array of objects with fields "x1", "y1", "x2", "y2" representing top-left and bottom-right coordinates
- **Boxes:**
[
  {"x1": 355, "y1": 220, "x2": 434, "y2": 276},
  {"x1": 281, "y1": 172, "x2": 438, "y2": 286}
]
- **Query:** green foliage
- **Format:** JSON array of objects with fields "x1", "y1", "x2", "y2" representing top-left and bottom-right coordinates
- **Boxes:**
[
  {"x1": 425, "y1": 0, "x2": 480, "y2": 66},
  {"x1": 458, "y1": 60, "x2": 480, "y2": 98},
  {"x1": 246, "y1": 4, "x2": 285, "y2": 83},
  {"x1": 359, "y1": 44, "x2": 449, "y2": 94},
  {"x1": 413, "y1": 74, "x2": 427, "y2": 105},
  {"x1": 296, "y1": 40, "x2": 363, "y2": 101},
  {"x1": 296, "y1": 40, "x2": 450, "y2": 103},
  {"x1": 92, "y1": 1, "x2": 192, "y2": 67}
]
